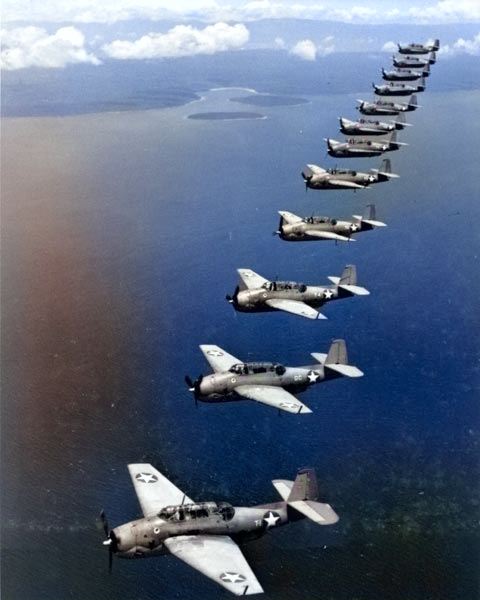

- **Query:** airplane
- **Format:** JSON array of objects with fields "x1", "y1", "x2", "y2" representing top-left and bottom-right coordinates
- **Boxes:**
[
  {"x1": 339, "y1": 114, "x2": 410, "y2": 135},
  {"x1": 357, "y1": 95, "x2": 419, "y2": 115},
  {"x1": 373, "y1": 77, "x2": 425, "y2": 96},
  {"x1": 226, "y1": 265, "x2": 369, "y2": 320},
  {"x1": 393, "y1": 52, "x2": 436, "y2": 68},
  {"x1": 382, "y1": 63, "x2": 430, "y2": 81},
  {"x1": 397, "y1": 39, "x2": 440, "y2": 54},
  {"x1": 185, "y1": 339, "x2": 363, "y2": 414},
  {"x1": 302, "y1": 158, "x2": 399, "y2": 190},
  {"x1": 100, "y1": 464, "x2": 339, "y2": 596},
  {"x1": 325, "y1": 131, "x2": 406, "y2": 158},
  {"x1": 276, "y1": 204, "x2": 386, "y2": 243}
]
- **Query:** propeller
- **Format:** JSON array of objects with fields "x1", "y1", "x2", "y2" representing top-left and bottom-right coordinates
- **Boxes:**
[
  {"x1": 185, "y1": 374, "x2": 203, "y2": 407},
  {"x1": 100, "y1": 510, "x2": 117, "y2": 573}
]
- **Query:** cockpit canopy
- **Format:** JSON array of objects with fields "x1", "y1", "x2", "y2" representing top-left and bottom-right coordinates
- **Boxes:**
[
  {"x1": 326, "y1": 167, "x2": 357, "y2": 176},
  {"x1": 229, "y1": 362, "x2": 286, "y2": 376},
  {"x1": 261, "y1": 281, "x2": 306, "y2": 293},
  {"x1": 158, "y1": 502, "x2": 235, "y2": 522},
  {"x1": 305, "y1": 216, "x2": 338, "y2": 225}
]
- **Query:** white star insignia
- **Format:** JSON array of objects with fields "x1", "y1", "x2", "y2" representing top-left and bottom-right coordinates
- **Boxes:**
[
  {"x1": 280, "y1": 402, "x2": 299, "y2": 409},
  {"x1": 207, "y1": 350, "x2": 223, "y2": 357},
  {"x1": 220, "y1": 572, "x2": 246, "y2": 583},
  {"x1": 136, "y1": 473, "x2": 158, "y2": 484},
  {"x1": 323, "y1": 289, "x2": 334, "y2": 299},
  {"x1": 350, "y1": 223, "x2": 359, "y2": 232},
  {"x1": 263, "y1": 511, "x2": 280, "y2": 528},
  {"x1": 307, "y1": 370, "x2": 320, "y2": 383}
]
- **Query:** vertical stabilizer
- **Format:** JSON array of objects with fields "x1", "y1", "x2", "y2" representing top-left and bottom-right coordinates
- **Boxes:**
[
  {"x1": 287, "y1": 467, "x2": 319, "y2": 502},
  {"x1": 326, "y1": 339, "x2": 348, "y2": 365}
]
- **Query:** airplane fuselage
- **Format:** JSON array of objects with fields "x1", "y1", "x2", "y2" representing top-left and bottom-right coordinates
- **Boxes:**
[
  {"x1": 398, "y1": 44, "x2": 436, "y2": 55},
  {"x1": 112, "y1": 501, "x2": 289, "y2": 559},
  {"x1": 382, "y1": 68, "x2": 423, "y2": 81},
  {"x1": 393, "y1": 55, "x2": 435, "y2": 68},
  {"x1": 358, "y1": 100, "x2": 415, "y2": 115},
  {"x1": 278, "y1": 218, "x2": 370, "y2": 241},
  {"x1": 339, "y1": 118, "x2": 396, "y2": 135},
  {"x1": 197, "y1": 362, "x2": 337, "y2": 401},
  {"x1": 327, "y1": 138, "x2": 392, "y2": 158},
  {"x1": 302, "y1": 169, "x2": 376, "y2": 189},
  {"x1": 375, "y1": 82, "x2": 423, "y2": 96},
  {"x1": 232, "y1": 283, "x2": 340, "y2": 313}
]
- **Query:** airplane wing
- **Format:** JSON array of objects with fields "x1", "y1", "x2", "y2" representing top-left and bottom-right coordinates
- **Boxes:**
[
  {"x1": 278, "y1": 210, "x2": 303, "y2": 224},
  {"x1": 235, "y1": 384, "x2": 312, "y2": 414},
  {"x1": 306, "y1": 164, "x2": 326, "y2": 174},
  {"x1": 127, "y1": 463, "x2": 194, "y2": 518},
  {"x1": 164, "y1": 534, "x2": 263, "y2": 596},
  {"x1": 237, "y1": 268, "x2": 269, "y2": 290},
  {"x1": 304, "y1": 229, "x2": 355, "y2": 242},
  {"x1": 265, "y1": 298, "x2": 326, "y2": 320},
  {"x1": 199, "y1": 345, "x2": 241, "y2": 372},
  {"x1": 328, "y1": 179, "x2": 367, "y2": 190}
]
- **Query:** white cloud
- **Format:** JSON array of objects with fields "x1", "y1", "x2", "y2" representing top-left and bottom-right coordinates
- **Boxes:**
[
  {"x1": 289, "y1": 35, "x2": 335, "y2": 61},
  {"x1": 382, "y1": 41, "x2": 398, "y2": 52},
  {"x1": 441, "y1": 31, "x2": 480, "y2": 55},
  {"x1": 0, "y1": 25, "x2": 101, "y2": 70},
  {"x1": 102, "y1": 22, "x2": 249, "y2": 60},
  {"x1": 290, "y1": 39, "x2": 317, "y2": 61}
]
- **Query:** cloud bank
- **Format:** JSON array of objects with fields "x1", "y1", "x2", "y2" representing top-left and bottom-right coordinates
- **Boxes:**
[
  {"x1": 102, "y1": 22, "x2": 249, "y2": 59},
  {"x1": 1, "y1": 26, "x2": 101, "y2": 70},
  {"x1": 289, "y1": 36, "x2": 335, "y2": 61},
  {"x1": 3, "y1": 0, "x2": 480, "y2": 25}
]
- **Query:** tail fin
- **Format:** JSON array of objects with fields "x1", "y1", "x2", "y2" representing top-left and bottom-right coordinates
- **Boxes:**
[
  {"x1": 418, "y1": 76, "x2": 426, "y2": 91},
  {"x1": 325, "y1": 339, "x2": 363, "y2": 378},
  {"x1": 329, "y1": 265, "x2": 370, "y2": 297},
  {"x1": 433, "y1": 39, "x2": 440, "y2": 51},
  {"x1": 408, "y1": 94, "x2": 418, "y2": 109},
  {"x1": 423, "y1": 62, "x2": 430, "y2": 77},
  {"x1": 354, "y1": 204, "x2": 387, "y2": 228},
  {"x1": 272, "y1": 468, "x2": 339, "y2": 525},
  {"x1": 376, "y1": 157, "x2": 399, "y2": 180},
  {"x1": 429, "y1": 51, "x2": 436, "y2": 64}
]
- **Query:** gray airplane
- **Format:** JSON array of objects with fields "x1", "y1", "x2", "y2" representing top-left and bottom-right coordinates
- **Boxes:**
[
  {"x1": 373, "y1": 77, "x2": 425, "y2": 96},
  {"x1": 325, "y1": 131, "x2": 406, "y2": 158},
  {"x1": 302, "y1": 158, "x2": 399, "y2": 190},
  {"x1": 101, "y1": 464, "x2": 339, "y2": 596},
  {"x1": 226, "y1": 265, "x2": 369, "y2": 320},
  {"x1": 393, "y1": 52, "x2": 436, "y2": 68},
  {"x1": 357, "y1": 95, "x2": 419, "y2": 115},
  {"x1": 339, "y1": 114, "x2": 409, "y2": 135},
  {"x1": 397, "y1": 39, "x2": 440, "y2": 54},
  {"x1": 185, "y1": 340, "x2": 363, "y2": 414},
  {"x1": 382, "y1": 63, "x2": 430, "y2": 80},
  {"x1": 276, "y1": 204, "x2": 386, "y2": 243}
]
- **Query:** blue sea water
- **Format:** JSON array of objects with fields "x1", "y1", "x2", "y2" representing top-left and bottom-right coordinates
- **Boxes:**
[{"x1": 1, "y1": 50, "x2": 480, "y2": 599}]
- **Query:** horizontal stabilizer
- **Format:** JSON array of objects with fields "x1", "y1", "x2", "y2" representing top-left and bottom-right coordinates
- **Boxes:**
[
  {"x1": 310, "y1": 352, "x2": 327, "y2": 364},
  {"x1": 352, "y1": 215, "x2": 387, "y2": 227},
  {"x1": 288, "y1": 500, "x2": 339, "y2": 525},
  {"x1": 338, "y1": 284, "x2": 370, "y2": 296},
  {"x1": 325, "y1": 363, "x2": 364, "y2": 378}
]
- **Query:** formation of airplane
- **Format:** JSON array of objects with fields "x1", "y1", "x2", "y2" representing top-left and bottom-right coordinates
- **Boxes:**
[
  {"x1": 276, "y1": 204, "x2": 386, "y2": 243},
  {"x1": 373, "y1": 77, "x2": 425, "y2": 96},
  {"x1": 185, "y1": 340, "x2": 363, "y2": 414},
  {"x1": 357, "y1": 95, "x2": 419, "y2": 115},
  {"x1": 226, "y1": 265, "x2": 369, "y2": 320},
  {"x1": 397, "y1": 39, "x2": 440, "y2": 55},
  {"x1": 100, "y1": 464, "x2": 338, "y2": 596},
  {"x1": 100, "y1": 37, "x2": 440, "y2": 596},
  {"x1": 325, "y1": 131, "x2": 406, "y2": 158},
  {"x1": 339, "y1": 114, "x2": 409, "y2": 135},
  {"x1": 302, "y1": 158, "x2": 398, "y2": 190}
]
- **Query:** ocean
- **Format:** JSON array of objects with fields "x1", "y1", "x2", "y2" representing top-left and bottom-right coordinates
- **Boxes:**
[{"x1": 1, "y1": 50, "x2": 479, "y2": 599}]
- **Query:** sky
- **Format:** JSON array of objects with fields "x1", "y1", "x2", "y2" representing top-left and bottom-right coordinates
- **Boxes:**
[{"x1": 1, "y1": 1, "x2": 479, "y2": 69}]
